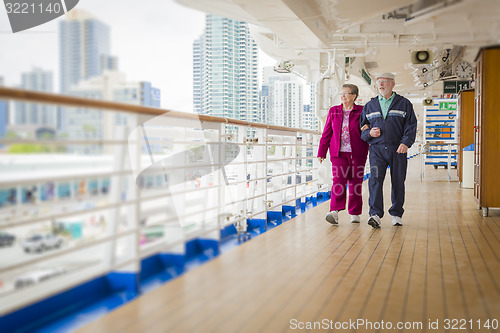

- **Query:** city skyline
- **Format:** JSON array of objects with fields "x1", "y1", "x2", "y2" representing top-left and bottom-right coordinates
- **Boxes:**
[{"x1": 0, "y1": 0, "x2": 276, "y2": 112}]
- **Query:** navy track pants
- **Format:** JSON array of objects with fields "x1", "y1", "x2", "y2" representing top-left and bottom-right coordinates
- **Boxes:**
[{"x1": 368, "y1": 145, "x2": 407, "y2": 218}]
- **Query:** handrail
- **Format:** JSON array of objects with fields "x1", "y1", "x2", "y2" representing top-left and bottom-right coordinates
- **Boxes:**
[
  {"x1": 0, "y1": 87, "x2": 321, "y2": 135},
  {"x1": 420, "y1": 142, "x2": 457, "y2": 182},
  {"x1": 0, "y1": 85, "x2": 324, "y2": 315}
]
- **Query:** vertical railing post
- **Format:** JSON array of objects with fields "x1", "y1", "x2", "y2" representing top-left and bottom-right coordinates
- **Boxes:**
[{"x1": 264, "y1": 128, "x2": 269, "y2": 230}]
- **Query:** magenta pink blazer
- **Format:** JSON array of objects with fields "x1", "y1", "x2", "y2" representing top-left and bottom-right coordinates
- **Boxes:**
[{"x1": 317, "y1": 104, "x2": 369, "y2": 158}]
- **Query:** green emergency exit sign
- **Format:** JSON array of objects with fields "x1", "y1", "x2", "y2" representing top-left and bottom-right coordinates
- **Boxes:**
[{"x1": 439, "y1": 101, "x2": 457, "y2": 111}]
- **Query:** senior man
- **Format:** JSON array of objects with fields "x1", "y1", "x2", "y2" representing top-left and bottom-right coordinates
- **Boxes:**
[{"x1": 360, "y1": 73, "x2": 417, "y2": 228}]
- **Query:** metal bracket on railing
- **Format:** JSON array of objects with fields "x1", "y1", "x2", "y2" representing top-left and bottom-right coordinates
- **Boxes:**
[
  {"x1": 243, "y1": 137, "x2": 258, "y2": 145},
  {"x1": 264, "y1": 200, "x2": 273, "y2": 208},
  {"x1": 232, "y1": 213, "x2": 251, "y2": 242},
  {"x1": 221, "y1": 134, "x2": 234, "y2": 141}
]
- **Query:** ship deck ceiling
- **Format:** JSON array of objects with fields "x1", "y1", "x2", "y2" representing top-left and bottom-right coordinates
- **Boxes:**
[{"x1": 80, "y1": 159, "x2": 500, "y2": 333}]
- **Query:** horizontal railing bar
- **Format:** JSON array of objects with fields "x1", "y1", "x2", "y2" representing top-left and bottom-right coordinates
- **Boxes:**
[
  {"x1": 140, "y1": 239, "x2": 185, "y2": 259},
  {"x1": 0, "y1": 229, "x2": 137, "y2": 274},
  {"x1": 0, "y1": 87, "x2": 321, "y2": 135},
  {"x1": 0, "y1": 139, "x2": 131, "y2": 145},
  {"x1": 0, "y1": 170, "x2": 133, "y2": 187},
  {"x1": 225, "y1": 193, "x2": 266, "y2": 206},
  {"x1": 267, "y1": 182, "x2": 313, "y2": 195},
  {"x1": 0, "y1": 198, "x2": 137, "y2": 229}
]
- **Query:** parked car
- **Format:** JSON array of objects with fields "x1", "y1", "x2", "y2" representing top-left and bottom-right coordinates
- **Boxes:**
[
  {"x1": 0, "y1": 232, "x2": 15, "y2": 247},
  {"x1": 22, "y1": 234, "x2": 63, "y2": 253},
  {"x1": 14, "y1": 267, "x2": 67, "y2": 289}
]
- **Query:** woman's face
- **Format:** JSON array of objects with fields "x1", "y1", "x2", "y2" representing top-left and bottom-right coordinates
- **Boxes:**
[{"x1": 340, "y1": 87, "x2": 356, "y2": 105}]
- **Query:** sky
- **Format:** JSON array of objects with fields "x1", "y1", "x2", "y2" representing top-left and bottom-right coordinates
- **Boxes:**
[{"x1": 0, "y1": 0, "x2": 276, "y2": 112}]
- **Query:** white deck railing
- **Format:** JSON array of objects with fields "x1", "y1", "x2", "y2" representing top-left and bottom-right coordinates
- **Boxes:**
[{"x1": 0, "y1": 87, "x2": 324, "y2": 314}]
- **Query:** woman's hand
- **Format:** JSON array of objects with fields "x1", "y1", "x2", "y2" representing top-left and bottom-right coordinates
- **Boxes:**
[
  {"x1": 369, "y1": 127, "x2": 381, "y2": 137},
  {"x1": 361, "y1": 124, "x2": 370, "y2": 131},
  {"x1": 318, "y1": 157, "x2": 325, "y2": 163}
]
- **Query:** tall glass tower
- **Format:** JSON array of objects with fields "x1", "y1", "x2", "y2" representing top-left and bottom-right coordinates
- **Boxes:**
[
  {"x1": 15, "y1": 68, "x2": 56, "y2": 128},
  {"x1": 59, "y1": 9, "x2": 116, "y2": 94},
  {"x1": 194, "y1": 15, "x2": 259, "y2": 122},
  {"x1": 193, "y1": 36, "x2": 204, "y2": 115}
]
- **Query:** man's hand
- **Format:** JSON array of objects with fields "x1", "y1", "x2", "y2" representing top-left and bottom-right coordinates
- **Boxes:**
[
  {"x1": 397, "y1": 143, "x2": 408, "y2": 154},
  {"x1": 369, "y1": 127, "x2": 381, "y2": 138},
  {"x1": 318, "y1": 157, "x2": 325, "y2": 163}
]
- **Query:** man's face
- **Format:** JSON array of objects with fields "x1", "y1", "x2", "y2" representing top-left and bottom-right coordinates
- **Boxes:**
[{"x1": 376, "y1": 78, "x2": 395, "y2": 96}]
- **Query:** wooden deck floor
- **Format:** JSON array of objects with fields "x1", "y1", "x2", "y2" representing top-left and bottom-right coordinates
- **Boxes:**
[{"x1": 80, "y1": 160, "x2": 500, "y2": 332}]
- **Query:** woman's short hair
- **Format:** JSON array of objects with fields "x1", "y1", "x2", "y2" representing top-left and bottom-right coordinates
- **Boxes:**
[{"x1": 342, "y1": 84, "x2": 359, "y2": 99}]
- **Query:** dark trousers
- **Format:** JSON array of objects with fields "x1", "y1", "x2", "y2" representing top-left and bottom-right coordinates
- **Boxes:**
[{"x1": 368, "y1": 145, "x2": 407, "y2": 218}]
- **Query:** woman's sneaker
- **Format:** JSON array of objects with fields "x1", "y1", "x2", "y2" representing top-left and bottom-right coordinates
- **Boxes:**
[
  {"x1": 325, "y1": 211, "x2": 339, "y2": 225},
  {"x1": 350, "y1": 215, "x2": 361, "y2": 223}
]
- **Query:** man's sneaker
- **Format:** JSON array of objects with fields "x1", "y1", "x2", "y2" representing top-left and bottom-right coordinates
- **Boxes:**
[
  {"x1": 350, "y1": 215, "x2": 361, "y2": 223},
  {"x1": 325, "y1": 211, "x2": 339, "y2": 225},
  {"x1": 368, "y1": 215, "x2": 381, "y2": 229},
  {"x1": 391, "y1": 216, "x2": 403, "y2": 226}
]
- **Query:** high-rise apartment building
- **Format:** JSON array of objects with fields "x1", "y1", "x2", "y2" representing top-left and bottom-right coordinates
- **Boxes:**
[
  {"x1": 193, "y1": 36, "x2": 203, "y2": 114},
  {"x1": 261, "y1": 66, "x2": 303, "y2": 128},
  {"x1": 11, "y1": 68, "x2": 56, "y2": 138},
  {"x1": 59, "y1": 9, "x2": 117, "y2": 94},
  {"x1": 303, "y1": 84, "x2": 319, "y2": 131},
  {"x1": 258, "y1": 85, "x2": 269, "y2": 124},
  {"x1": 61, "y1": 71, "x2": 160, "y2": 154},
  {"x1": 194, "y1": 15, "x2": 259, "y2": 122},
  {"x1": 273, "y1": 80, "x2": 303, "y2": 128}
]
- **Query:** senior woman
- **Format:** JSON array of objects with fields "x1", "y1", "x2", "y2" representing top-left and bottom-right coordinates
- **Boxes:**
[{"x1": 317, "y1": 84, "x2": 369, "y2": 225}]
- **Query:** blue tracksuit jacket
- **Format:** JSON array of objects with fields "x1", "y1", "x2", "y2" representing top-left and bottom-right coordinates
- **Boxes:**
[{"x1": 360, "y1": 93, "x2": 417, "y2": 148}]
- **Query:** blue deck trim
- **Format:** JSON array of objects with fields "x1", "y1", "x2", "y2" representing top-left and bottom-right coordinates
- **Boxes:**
[
  {"x1": 267, "y1": 210, "x2": 283, "y2": 226},
  {"x1": 247, "y1": 218, "x2": 266, "y2": 233},
  {"x1": 2, "y1": 183, "x2": 348, "y2": 332},
  {"x1": 106, "y1": 272, "x2": 140, "y2": 297},
  {"x1": 220, "y1": 223, "x2": 237, "y2": 240},
  {"x1": 282, "y1": 205, "x2": 295, "y2": 221},
  {"x1": 0, "y1": 275, "x2": 127, "y2": 333}
]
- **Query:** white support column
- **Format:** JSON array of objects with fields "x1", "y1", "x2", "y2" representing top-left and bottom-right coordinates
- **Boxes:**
[
  {"x1": 218, "y1": 123, "x2": 226, "y2": 230},
  {"x1": 105, "y1": 125, "x2": 128, "y2": 269}
]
